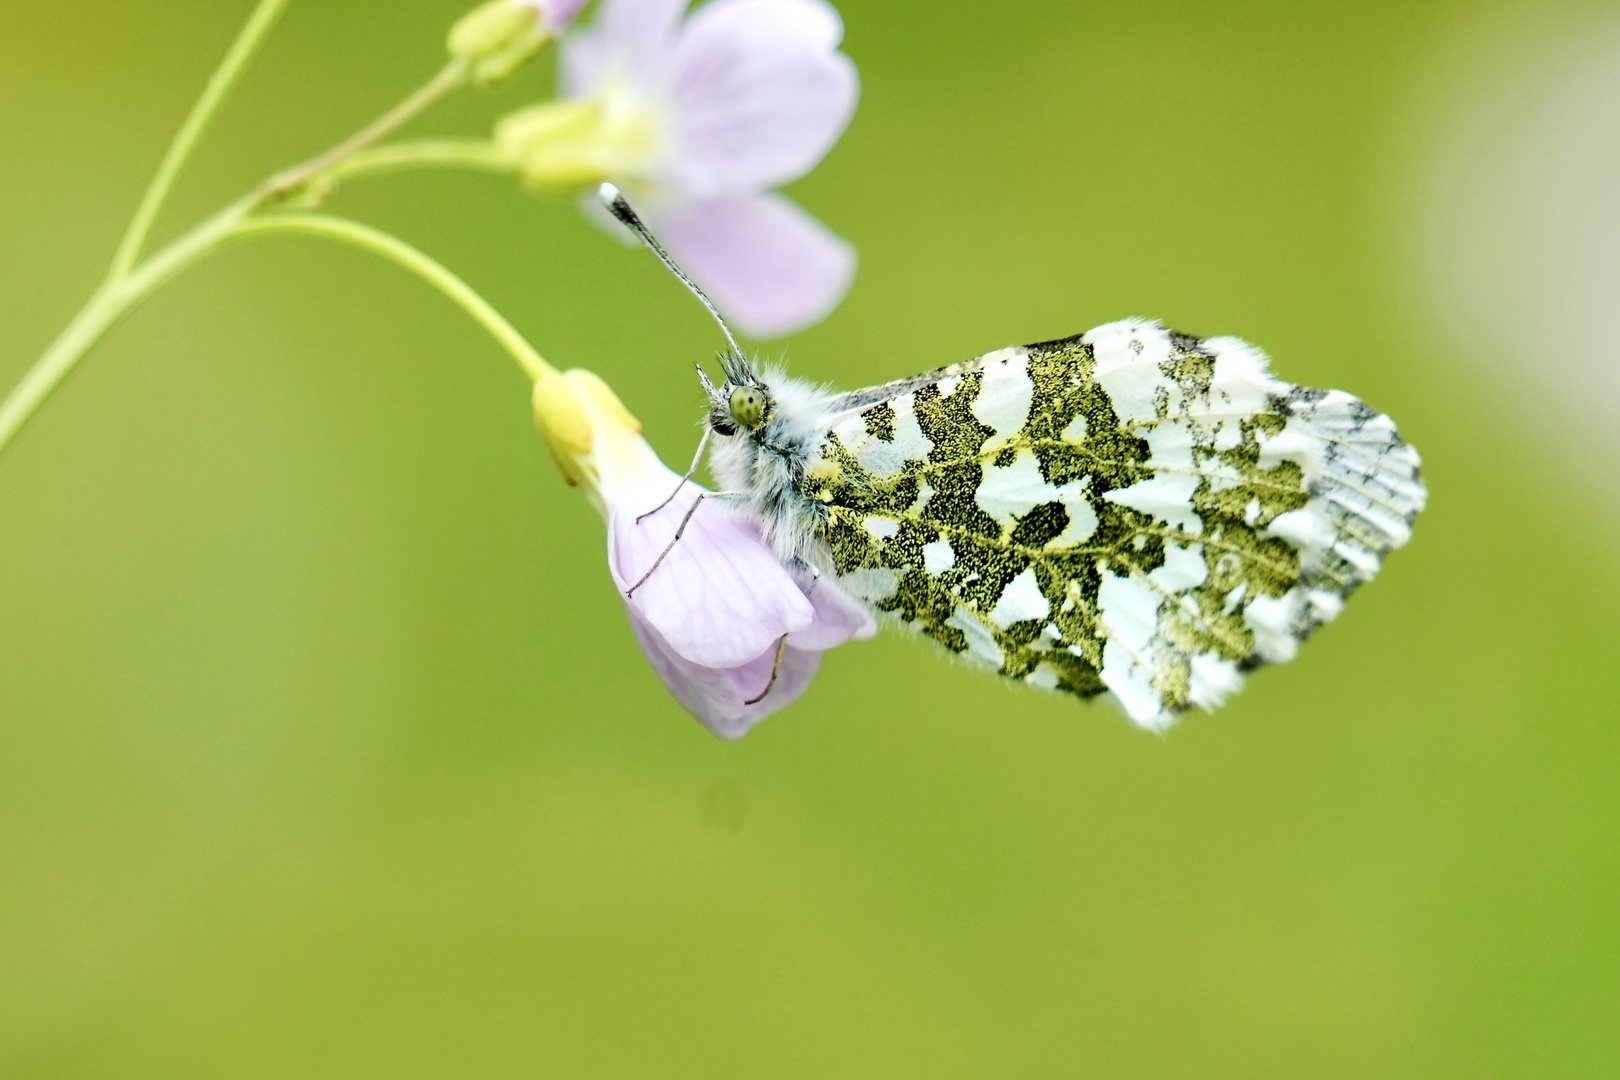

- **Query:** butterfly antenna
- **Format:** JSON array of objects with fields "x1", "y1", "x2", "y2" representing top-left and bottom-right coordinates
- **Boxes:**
[{"x1": 599, "y1": 183, "x2": 745, "y2": 361}]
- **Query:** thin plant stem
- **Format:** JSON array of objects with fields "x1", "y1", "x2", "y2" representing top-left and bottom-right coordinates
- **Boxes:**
[
  {"x1": 0, "y1": 209, "x2": 554, "y2": 458},
  {"x1": 227, "y1": 213, "x2": 554, "y2": 381},
  {"x1": 323, "y1": 139, "x2": 515, "y2": 187},
  {"x1": 0, "y1": 205, "x2": 253, "y2": 455},
  {"x1": 257, "y1": 61, "x2": 471, "y2": 203},
  {"x1": 110, "y1": 0, "x2": 291, "y2": 279},
  {"x1": 2, "y1": 27, "x2": 479, "y2": 461}
]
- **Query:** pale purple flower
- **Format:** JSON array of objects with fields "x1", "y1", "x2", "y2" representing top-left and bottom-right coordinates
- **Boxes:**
[
  {"x1": 558, "y1": 0, "x2": 860, "y2": 337},
  {"x1": 535, "y1": 367, "x2": 873, "y2": 737},
  {"x1": 522, "y1": 0, "x2": 588, "y2": 32},
  {"x1": 603, "y1": 452, "x2": 873, "y2": 737}
]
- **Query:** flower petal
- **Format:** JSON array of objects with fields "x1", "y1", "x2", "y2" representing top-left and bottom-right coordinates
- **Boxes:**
[
  {"x1": 532, "y1": 0, "x2": 590, "y2": 31},
  {"x1": 789, "y1": 574, "x2": 877, "y2": 651},
  {"x1": 561, "y1": 0, "x2": 689, "y2": 96},
  {"x1": 668, "y1": 0, "x2": 858, "y2": 195},
  {"x1": 629, "y1": 608, "x2": 822, "y2": 738},
  {"x1": 608, "y1": 481, "x2": 815, "y2": 668},
  {"x1": 656, "y1": 191, "x2": 855, "y2": 337}
]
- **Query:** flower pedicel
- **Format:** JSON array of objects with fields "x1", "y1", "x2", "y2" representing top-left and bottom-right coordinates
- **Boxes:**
[{"x1": 0, "y1": 0, "x2": 869, "y2": 739}]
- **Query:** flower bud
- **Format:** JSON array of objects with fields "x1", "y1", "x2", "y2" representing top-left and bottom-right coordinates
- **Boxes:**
[
  {"x1": 449, "y1": 0, "x2": 537, "y2": 61},
  {"x1": 566, "y1": 369, "x2": 641, "y2": 435},
  {"x1": 448, "y1": 0, "x2": 552, "y2": 85},
  {"x1": 495, "y1": 99, "x2": 661, "y2": 190},
  {"x1": 532, "y1": 367, "x2": 642, "y2": 500}
]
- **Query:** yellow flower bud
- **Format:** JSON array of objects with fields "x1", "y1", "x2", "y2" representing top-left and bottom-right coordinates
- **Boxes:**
[
  {"x1": 448, "y1": 0, "x2": 548, "y2": 86},
  {"x1": 449, "y1": 0, "x2": 538, "y2": 61},
  {"x1": 531, "y1": 367, "x2": 643, "y2": 497},
  {"x1": 532, "y1": 370, "x2": 592, "y2": 487},
  {"x1": 494, "y1": 93, "x2": 664, "y2": 191},
  {"x1": 564, "y1": 369, "x2": 641, "y2": 435}
]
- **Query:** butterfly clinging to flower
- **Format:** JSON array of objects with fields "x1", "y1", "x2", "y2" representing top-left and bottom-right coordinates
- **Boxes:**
[{"x1": 600, "y1": 184, "x2": 1426, "y2": 731}]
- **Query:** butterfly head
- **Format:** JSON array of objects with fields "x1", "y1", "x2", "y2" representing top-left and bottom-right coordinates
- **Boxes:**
[
  {"x1": 697, "y1": 355, "x2": 773, "y2": 437},
  {"x1": 595, "y1": 184, "x2": 777, "y2": 439}
]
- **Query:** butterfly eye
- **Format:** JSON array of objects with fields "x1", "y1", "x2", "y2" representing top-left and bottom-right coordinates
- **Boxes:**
[{"x1": 729, "y1": 386, "x2": 767, "y2": 429}]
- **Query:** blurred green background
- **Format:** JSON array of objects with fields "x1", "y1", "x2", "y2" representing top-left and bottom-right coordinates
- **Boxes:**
[{"x1": 2, "y1": 0, "x2": 1617, "y2": 1075}]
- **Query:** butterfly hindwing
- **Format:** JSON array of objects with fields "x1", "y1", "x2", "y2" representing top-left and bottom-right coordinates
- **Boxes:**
[{"x1": 801, "y1": 319, "x2": 1424, "y2": 729}]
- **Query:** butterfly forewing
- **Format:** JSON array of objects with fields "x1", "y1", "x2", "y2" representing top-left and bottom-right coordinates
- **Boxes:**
[{"x1": 802, "y1": 319, "x2": 1424, "y2": 729}]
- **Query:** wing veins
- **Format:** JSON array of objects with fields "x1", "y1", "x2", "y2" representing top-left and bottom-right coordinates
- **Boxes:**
[
  {"x1": 877, "y1": 446, "x2": 1305, "y2": 500},
  {"x1": 848, "y1": 506, "x2": 1300, "y2": 586},
  {"x1": 1133, "y1": 570, "x2": 1252, "y2": 658}
]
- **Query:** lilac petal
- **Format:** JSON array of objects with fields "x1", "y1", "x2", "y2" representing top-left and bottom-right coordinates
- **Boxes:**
[
  {"x1": 608, "y1": 481, "x2": 814, "y2": 669},
  {"x1": 657, "y1": 192, "x2": 855, "y2": 337},
  {"x1": 558, "y1": 20, "x2": 602, "y2": 95},
  {"x1": 789, "y1": 574, "x2": 877, "y2": 651},
  {"x1": 669, "y1": 0, "x2": 859, "y2": 195},
  {"x1": 629, "y1": 608, "x2": 822, "y2": 738},
  {"x1": 533, "y1": 0, "x2": 590, "y2": 30},
  {"x1": 561, "y1": 0, "x2": 688, "y2": 95}
]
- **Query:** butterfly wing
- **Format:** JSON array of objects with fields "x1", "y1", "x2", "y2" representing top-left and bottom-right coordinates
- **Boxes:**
[{"x1": 803, "y1": 318, "x2": 1425, "y2": 729}]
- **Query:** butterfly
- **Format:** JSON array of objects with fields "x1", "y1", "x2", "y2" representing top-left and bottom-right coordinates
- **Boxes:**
[{"x1": 600, "y1": 185, "x2": 1426, "y2": 729}]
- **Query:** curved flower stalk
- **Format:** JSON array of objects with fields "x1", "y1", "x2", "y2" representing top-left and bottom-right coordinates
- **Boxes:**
[
  {"x1": 497, "y1": 0, "x2": 860, "y2": 337},
  {"x1": 534, "y1": 368, "x2": 874, "y2": 736},
  {"x1": 0, "y1": 0, "x2": 536, "y2": 457},
  {"x1": 0, "y1": 0, "x2": 871, "y2": 736}
]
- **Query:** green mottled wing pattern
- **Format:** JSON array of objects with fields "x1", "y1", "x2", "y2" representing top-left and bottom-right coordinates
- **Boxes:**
[{"x1": 802, "y1": 319, "x2": 1425, "y2": 729}]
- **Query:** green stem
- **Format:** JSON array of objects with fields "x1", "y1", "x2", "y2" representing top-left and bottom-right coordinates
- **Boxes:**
[
  {"x1": 4, "y1": 0, "x2": 510, "y2": 464},
  {"x1": 0, "y1": 209, "x2": 553, "y2": 457},
  {"x1": 109, "y1": 0, "x2": 291, "y2": 279},
  {"x1": 227, "y1": 214, "x2": 553, "y2": 381},
  {"x1": 257, "y1": 61, "x2": 471, "y2": 204},
  {"x1": 323, "y1": 139, "x2": 515, "y2": 187},
  {"x1": 0, "y1": 206, "x2": 251, "y2": 455},
  {"x1": 1, "y1": 35, "x2": 483, "y2": 460}
]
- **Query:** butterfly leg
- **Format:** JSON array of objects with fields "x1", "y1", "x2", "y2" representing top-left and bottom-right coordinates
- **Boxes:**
[
  {"x1": 625, "y1": 490, "x2": 747, "y2": 599},
  {"x1": 744, "y1": 634, "x2": 790, "y2": 705},
  {"x1": 785, "y1": 556, "x2": 824, "y2": 596},
  {"x1": 636, "y1": 427, "x2": 713, "y2": 524}
]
